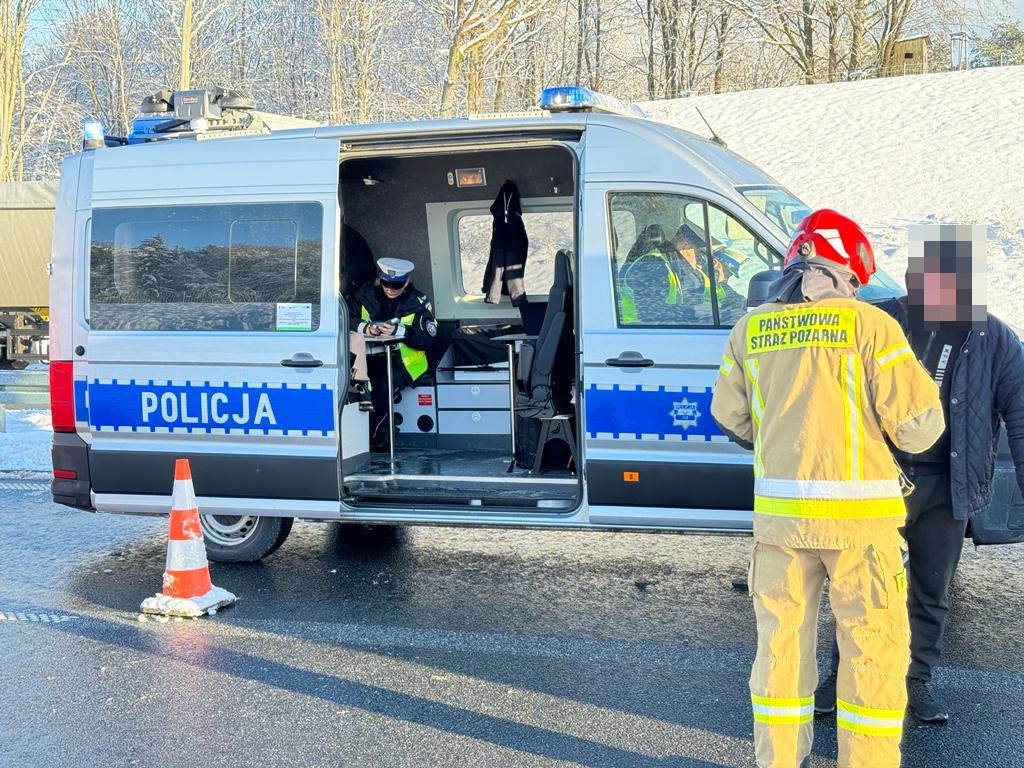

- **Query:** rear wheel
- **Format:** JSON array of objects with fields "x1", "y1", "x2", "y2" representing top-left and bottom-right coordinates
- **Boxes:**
[{"x1": 201, "y1": 515, "x2": 293, "y2": 563}]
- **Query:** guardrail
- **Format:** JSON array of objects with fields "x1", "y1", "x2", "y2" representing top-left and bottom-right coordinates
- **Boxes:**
[{"x1": 0, "y1": 369, "x2": 50, "y2": 432}]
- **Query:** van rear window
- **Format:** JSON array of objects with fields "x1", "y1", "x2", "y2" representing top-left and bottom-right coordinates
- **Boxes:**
[{"x1": 89, "y1": 203, "x2": 323, "y2": 332}]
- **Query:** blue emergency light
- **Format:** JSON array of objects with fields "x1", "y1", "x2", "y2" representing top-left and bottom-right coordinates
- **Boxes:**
[
  {"x1": 81, "y1": 119, "x2": 105, "y2": 150},
  {"x1": 539, "y1": 86, "x2": 645, "y2": 118}
]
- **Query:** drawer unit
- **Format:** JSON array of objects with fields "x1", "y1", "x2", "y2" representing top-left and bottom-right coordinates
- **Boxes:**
[
  {"x1": 437, "y1": 383, "x2": 510, "y2": 410},
  {"x1": 437, "y1": 409, "x2": 511, "y2": 435}
]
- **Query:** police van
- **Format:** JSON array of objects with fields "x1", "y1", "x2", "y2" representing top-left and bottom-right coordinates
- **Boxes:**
[{"x1": 48, "y1": 86, "x2": 1024, "y2": 561}]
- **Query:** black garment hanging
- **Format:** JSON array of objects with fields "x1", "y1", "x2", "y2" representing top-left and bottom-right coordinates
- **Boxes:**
[{"x1": 482, "y1": 179, "x2": 529, "y2": 306}]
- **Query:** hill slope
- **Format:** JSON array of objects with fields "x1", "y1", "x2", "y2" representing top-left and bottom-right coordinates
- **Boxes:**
[{"x1": 642, "y1": 66, "x2": 1024, "y2": 328}]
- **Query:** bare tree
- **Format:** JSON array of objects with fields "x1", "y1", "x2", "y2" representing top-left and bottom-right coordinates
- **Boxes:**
[
  {"x1": 729, "y1": 0, "x2": 820, "y2": 83},
  {"x1": 422, "y1": 0, "x2": 548, "y2": 117}
]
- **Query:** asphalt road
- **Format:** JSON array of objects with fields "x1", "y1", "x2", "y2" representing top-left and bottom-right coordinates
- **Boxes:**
[{"x1": 2, "y1": 479, "x2": 1023, "y2": 768}]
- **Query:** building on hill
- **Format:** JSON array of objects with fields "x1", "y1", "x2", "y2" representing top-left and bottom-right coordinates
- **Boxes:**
[{"x1": 888, "y1": 35, "x2": 932, "y2": 77}]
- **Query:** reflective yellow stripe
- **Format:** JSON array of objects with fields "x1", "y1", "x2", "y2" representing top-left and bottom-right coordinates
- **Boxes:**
[
  {"x1": 745, "y1": 359, "x2": 765, "y2": 478},
  {"x1": 875, "y1": 343, "x2": 915, "y2": 370},
  {"x1": 753, "y1": 713, "x2": 814, "y2": 725},
  {"x1": 837, "y1": 699, "x2": 904, "y2": 737},
  {"x1": 842, "y1": 354, "x2": 864, "y2": 481},
  {"x1": 360, "y1": 306, "x2": 371, "y2": 322},
  {"x1": 754, "y1": 495, "x2": 906, "y2": 519},
  {"x1": 746, "y1": 307, "x2": 856, "y2": 354},
  {"x1": 719, "y1": 355, "x2": 735, "y2": 376},
  {"x1": 754, "y1": 478, "x2": 903, "y2": 499},
  {"x1": 751, "y1": 694, "x2": 814, "y2": 725},
  {"x1": 751, "y1": 694, "x2": 813, "y2": 707}
]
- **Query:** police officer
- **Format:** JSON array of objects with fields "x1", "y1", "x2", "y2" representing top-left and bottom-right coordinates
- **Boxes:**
[
  {"x1": 711, "y1": 209, "x2": 944, "y2": 768},
  {"x1": 617, "y1": 240, "x2": 703, "y2": 324},
  {"x1": 350, "y1": 258, "x2": 436, "y2": 448}
]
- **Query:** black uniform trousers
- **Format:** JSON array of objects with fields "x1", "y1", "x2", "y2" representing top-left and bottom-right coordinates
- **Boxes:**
[{"x1": 830, "y1": 471, "x2": 968, "y2": 682}]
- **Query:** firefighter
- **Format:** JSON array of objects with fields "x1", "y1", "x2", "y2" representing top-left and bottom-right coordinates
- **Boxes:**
[
  {"x1": 350, "y1": 258, "x2": 437, "y2": 448},
  {"x1": 710, "y1": 209, "x2": 945, "y2": 768}
]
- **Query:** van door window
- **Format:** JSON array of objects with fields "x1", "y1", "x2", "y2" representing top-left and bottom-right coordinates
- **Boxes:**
[
  {"x1": 89, "y1": 202, "x2": 323, "y2": 332},
  {"x1": 608, "y1": 192, "x2": 778, "y2": 328},
  {"x1": 704, "y1": 204, "x2": 779, "y2": 325}
]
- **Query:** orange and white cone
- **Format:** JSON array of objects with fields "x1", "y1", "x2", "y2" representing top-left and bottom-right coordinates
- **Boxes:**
[{"x1": 140, "y1": 458, "x2": 237, "y2": 618}]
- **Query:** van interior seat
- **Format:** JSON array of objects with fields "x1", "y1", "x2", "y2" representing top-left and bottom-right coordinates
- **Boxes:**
[{"x1": 516, "y1": 249, "x2": 574, "y2": 419}]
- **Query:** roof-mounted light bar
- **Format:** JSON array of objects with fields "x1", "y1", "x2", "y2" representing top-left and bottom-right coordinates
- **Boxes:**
[{"x1": 539, "y1": 86, "x2": 645, "y2": 118}]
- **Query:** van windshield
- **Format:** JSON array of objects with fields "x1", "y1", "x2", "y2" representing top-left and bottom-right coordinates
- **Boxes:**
[
  {"x1": 737, "y1": 184, "x2": 903, "y2": 301},
  {"x1": 737, "y1": 185, "x2": 811, "y2": 237}
]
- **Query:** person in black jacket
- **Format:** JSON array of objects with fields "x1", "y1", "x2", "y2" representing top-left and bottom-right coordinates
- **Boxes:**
[
  {"x1": 815, "y1": 244, "x2": 1024, "y2": 724},
  {"x1": 350, "y1": 258, "x2": 436, "y2": 448}
]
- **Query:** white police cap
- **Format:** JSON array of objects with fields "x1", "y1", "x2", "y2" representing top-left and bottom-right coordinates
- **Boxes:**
[{"x1": 377, "y1": 258, "x2": 414, "y2": 282}]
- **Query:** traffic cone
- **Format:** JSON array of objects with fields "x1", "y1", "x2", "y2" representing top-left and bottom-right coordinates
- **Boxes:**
[{"x1": 140, "y1": 458, "x2": 237, "y2": 618}]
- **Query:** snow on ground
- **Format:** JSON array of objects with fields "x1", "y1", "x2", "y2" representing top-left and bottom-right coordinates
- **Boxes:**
[
  {"x1": 0, "y1": 409, "x2": 52, "y2": 474},
  {"x1": 641, "y1": 66, "x2": 1024, "y2": 329}
]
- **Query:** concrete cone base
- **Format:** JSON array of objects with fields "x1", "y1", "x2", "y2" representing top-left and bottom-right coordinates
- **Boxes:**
[{"x1": 140, "y1": 586, "x2": 237, "y2": 618}]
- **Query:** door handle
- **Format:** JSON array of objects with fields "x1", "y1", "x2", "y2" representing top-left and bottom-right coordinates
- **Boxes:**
[
  {"x1": 605, "y1": 351, "x2": 654, "y2": 368},
  {"x1": 281, "y1": 352, "x2": 323, "y2": 368}
]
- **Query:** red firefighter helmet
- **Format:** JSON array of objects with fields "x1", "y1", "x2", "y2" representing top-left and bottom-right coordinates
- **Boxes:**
[{"x1": 785, "y1": 209, "x2": 876, "y2": 286}]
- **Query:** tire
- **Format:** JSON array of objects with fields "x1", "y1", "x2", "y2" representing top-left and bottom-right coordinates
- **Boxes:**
[{"x1": 200, "y1": 515, "x2": 293, "y2": 563}]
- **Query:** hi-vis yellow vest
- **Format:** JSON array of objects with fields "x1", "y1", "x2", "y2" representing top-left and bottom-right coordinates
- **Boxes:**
[
  {"x1": 710, "y1": 297, "x2": 944, "y2": 549},
  {"x1": 360, "y1": 306, "x2": 428, "y2": 382}
]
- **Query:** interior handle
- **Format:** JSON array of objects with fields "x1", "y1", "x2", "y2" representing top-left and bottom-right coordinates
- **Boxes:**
[
  {"x1": 605, "y1": 351, "x2": 654, "y2": 368},
  {"x1": 281, "y1": 352, "x2": 323, "y2": 368}
]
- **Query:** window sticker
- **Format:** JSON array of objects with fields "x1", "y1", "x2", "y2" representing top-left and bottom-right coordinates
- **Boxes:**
[{"x1": 276, "y1": 302, "x2": 312, "y2": 332}]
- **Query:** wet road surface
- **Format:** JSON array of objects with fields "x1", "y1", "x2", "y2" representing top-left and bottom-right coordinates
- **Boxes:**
[{"x1": 2, "y1": 480, "x2": 1022, "y2": 767}]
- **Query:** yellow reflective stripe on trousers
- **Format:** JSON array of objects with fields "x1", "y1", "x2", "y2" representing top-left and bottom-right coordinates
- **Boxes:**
[
  {"x1": 842, "y1": 354, "x2": 865, "y2": 480},
  {"x1": 751, "y1": 694, "x2": 814, "y2": 725},
  {"x1": 754, "y1": 477, "x2": 903, "y2": 500},
  {"x1": 875, "y1": 343, "x2": 915, "y2": 370},
  {"x1": 836, "y1": 698, "x2": 904, "y2": 737},
  {"x1": 745, "y1": 359, "x2": 766, "y2": 478},
  {"x1": 754, "y1": 495, "x2": 907, "y2": 518},
  {"x1": 719, "y1": 355, "x2": 735, "y2": 376}
]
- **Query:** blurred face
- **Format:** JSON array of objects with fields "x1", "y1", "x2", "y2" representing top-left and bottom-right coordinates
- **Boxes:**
[
  {"x1": 380, "y1": 278, "x2": 409, "y2": 298},
  {"x1": 905, "y1": 224, "x2": 987, "y2": 331}
]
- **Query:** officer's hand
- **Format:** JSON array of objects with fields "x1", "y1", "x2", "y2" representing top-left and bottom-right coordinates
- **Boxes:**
[
  {"x1": 366, "y1": 324, "x2": 381, "y2": 336},
  {"x1": 378, "y1": 323, "x2": 396, "y2": 336}
]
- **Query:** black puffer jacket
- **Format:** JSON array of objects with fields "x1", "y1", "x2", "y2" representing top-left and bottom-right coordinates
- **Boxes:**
[
  {"x1": 878, "y1": 297, "x2": 1024, "y2": 519},
  {"x1": 482, "y1": 179, "x2": 528, "y2": 306}
]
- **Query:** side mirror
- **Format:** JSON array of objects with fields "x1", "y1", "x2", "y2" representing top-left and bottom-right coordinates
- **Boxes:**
[{"x1": 746, "y1": 270, "x2": 783, "y2": 308}]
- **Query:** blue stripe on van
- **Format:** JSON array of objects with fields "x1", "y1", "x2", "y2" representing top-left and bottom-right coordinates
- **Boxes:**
[
  {"x1": 73, "y1": 379, "x2": 89, "y2": 423},
  {"x1": 584, "y1": 383, "x2": 723, "y2": 441},
  {"x1": 86, "y1": 379, "x2": 334, "y2": 436}
]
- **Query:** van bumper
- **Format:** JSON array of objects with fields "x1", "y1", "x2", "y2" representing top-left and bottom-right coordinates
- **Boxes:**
[{"x1": 51, "y1": 432, "x2": 93, "y2": 511}]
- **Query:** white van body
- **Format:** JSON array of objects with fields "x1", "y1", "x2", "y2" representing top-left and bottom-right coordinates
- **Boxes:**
[{"x1": 54, "y1": 103, "x2": 1018, "y2": 560}]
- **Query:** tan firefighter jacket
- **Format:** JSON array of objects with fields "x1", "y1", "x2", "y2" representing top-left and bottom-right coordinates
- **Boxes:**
[{"x1": 711, "y1": 297, "x2": 945, "y2": 549}]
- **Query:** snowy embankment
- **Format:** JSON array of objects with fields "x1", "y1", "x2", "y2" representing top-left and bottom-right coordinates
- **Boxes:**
[
  {"x1": 0, "y1": 410, "x2": 52, "y2": 474},
  {"x1": 642, "y1": 65, "x2": 1024, "y2": 329}
]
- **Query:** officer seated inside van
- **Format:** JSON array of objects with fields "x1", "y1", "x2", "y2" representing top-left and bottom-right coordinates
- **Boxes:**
[{"x1": 349, "y1": 258, "x2": 437, "y2": 450}]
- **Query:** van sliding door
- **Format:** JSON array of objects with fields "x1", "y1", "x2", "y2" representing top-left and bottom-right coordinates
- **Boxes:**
[{"x1": 79, "y1": 137, "x2": 343, "y2": 506}]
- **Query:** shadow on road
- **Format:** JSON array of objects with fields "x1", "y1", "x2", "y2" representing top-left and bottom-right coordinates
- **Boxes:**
[{"x1": 46, "y1": 613, "x2": 729, "y2": 768}]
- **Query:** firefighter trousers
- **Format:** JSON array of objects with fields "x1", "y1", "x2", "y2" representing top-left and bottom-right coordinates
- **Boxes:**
[{"x1": 749, "y1": 541, "x2": 910, "y2": 768}]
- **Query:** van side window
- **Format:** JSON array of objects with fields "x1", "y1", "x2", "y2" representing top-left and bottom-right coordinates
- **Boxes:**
[
  {"x1": 89, "y1": 203, "x2": 323, "y2": 332},
  {"x1": 608, "y1": 192, "x2": 778, "y2": 328},
  {"x1": 458, "y1": 210, "x2": 573, "y2": 297}
]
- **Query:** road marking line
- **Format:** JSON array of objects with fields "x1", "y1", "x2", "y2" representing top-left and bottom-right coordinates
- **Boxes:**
[{"x1": 0, "y1": 610, "x2": 79, "y2": 623}]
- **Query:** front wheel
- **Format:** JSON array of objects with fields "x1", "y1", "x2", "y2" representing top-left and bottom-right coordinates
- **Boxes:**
[{"x1": 201, "y1": 515, "x2": 293, "y2": 563}]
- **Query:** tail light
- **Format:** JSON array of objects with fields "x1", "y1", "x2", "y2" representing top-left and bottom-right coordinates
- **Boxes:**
[{"x1": 50, "y1": 361, "x2": 75, "y2": 433}]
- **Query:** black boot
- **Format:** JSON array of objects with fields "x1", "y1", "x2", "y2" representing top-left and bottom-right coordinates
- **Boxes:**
[
  {"x1": 814, "y1": 670, "x2": 837, "y2": 715},
  {"x1": 907, "y1": 678, "x2": 949, "y2": 724},
  {"x1": 350, "y1": 381, "x2": 374, "y2": 412}
]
